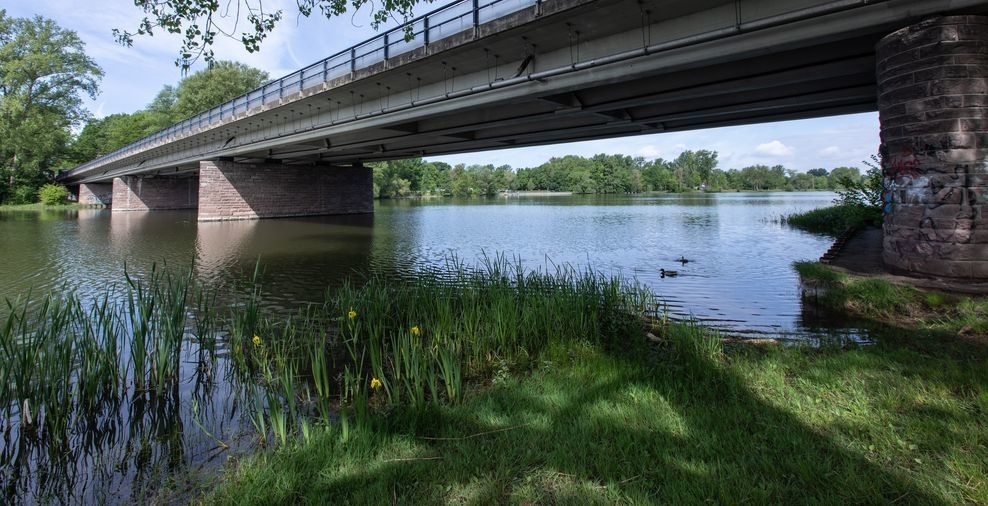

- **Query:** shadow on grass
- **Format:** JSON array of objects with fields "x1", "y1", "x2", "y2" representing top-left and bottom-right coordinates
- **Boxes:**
[{"x1": 211, "y1": 334, "x2": 987, "y2": 504}]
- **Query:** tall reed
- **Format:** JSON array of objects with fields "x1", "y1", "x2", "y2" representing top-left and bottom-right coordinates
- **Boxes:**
[{"x1": 2, "y1": 255, "x2": 660, "y2": 503}]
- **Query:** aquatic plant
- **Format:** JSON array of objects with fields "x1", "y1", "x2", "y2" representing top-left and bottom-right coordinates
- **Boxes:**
[{"x1": 1, "y1": 256, "x2": 660, "y2": 503}]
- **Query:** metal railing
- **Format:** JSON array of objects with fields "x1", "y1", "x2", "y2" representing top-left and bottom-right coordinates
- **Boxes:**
[{"x1": 63, "y1": 0, "x2": 540, "y2": 179}]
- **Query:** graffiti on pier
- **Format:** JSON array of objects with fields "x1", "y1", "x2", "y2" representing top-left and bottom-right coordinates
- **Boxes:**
[{"x1": 880, "y1": 143, "x2": 921, "y2": 179}]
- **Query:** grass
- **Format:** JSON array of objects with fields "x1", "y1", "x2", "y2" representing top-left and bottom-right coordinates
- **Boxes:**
[
  {"x1": 202, "y1": 324, "x2": 988, "y2": 504},
  {"x1": 0, "y1": 203, "x2": 91, "y2": 211},
  {"x1": 783, "y1": 204, "x2": 881, "y2": 236},
  {"x1": 794, "y1": 261, "x2": 988, "y2": 337}
]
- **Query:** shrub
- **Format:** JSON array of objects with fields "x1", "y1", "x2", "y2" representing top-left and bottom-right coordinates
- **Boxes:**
[
  {"x1": 38, "y1": 184, "x2": 70, "y2": 205},
  {"x1": 784, "y1": 155, "x2": 885, "y2": 236},
  {"x1": 10, "y1": 185, "x2": 37, "y2": 205},
  {"x1": 782, "y1": 204, "x2": 876, "y2": 236},
  {"x1": 834, "y1": 155, "x2": 884, "y2": 210}
]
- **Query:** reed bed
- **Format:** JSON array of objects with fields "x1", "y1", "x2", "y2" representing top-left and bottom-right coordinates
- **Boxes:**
[{"x1": 0, "y1": 256, "x2": 658, "y2": 503}]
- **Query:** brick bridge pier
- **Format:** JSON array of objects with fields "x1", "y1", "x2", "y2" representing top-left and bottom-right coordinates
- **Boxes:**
[
  {"x1": 878, "y1": 15, "x2": 988, "y2": 280},
  {"x1": 88, "y1": 162, "x2": 373, "y2": 221}
]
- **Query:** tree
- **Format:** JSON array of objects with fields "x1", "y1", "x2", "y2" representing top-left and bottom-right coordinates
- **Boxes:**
[
  {"x1": 68, "y1": 112, "x2": 170, "y2": 164},
  {"x1": 807, "y1": 168, "x2": 828, "y2": 177},
  {"x1": 0, "y1": 10, "x2": 102, "y2": 203},
  {"x1": 116, "y1": 0, "x2": 427, "y2": 69},
  {"x1": 828, "y1": 166, "x2": 861, "y2": 188},
  {"x1": 738, "y1": 164, "x2": 786, "y2": 191},
  {"x1": 641, "y1": 158, "x2": 674, "y2": 191},
  {"x1": 172, "y1": 61, "x2": 268, "y2": 119},
  {"x1": 670, "y1": 150, "x2": 717, "y2": 191},
  {"x1": 146, "y1": 85, "x2": 179, "y2": 125}
]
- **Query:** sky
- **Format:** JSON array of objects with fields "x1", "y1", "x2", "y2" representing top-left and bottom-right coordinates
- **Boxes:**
[{"x1": 5, "y1": 0, "x2": 881, "y2": 172}]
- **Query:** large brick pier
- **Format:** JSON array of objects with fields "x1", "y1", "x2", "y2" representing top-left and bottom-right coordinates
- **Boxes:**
[{"x1": 878, "y1": 15, "x2": 988, "y2": 280}]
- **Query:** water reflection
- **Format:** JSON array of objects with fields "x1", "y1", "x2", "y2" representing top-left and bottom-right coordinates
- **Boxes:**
[
  {"x1": 195, "y1": 214, "x2": 376, "y2": 309},
  {"x1": 1, "y1": 193, "x2": 841, "y2": 337}
]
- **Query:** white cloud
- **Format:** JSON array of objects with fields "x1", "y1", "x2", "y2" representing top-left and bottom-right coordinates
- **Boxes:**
[
  {"x1": 818, "y1": 146, "x2": 842, "y2": 158},
  {"x1": 754, "y1": 140, "x2": 794, "y2": 157},
  {"x1": 636, "y1": 145, "x2": 661, "y2": 158}
]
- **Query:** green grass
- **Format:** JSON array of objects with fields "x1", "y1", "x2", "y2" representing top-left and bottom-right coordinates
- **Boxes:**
[
  {"x1": 794, "y1": 261, "x2": 988, "y2": 337},
  {"x1": 0, "y1": 203, "x2": 90, "y2": 211},
  {"x1": 783, "y1": 204, "x2": 881, "y2": 236},
  {"x1": 202, "y1": 328, "x2": 988, "y2": 504},
  {"x1": 794, "y1": 260, "x2": 846, "y2": 283}
]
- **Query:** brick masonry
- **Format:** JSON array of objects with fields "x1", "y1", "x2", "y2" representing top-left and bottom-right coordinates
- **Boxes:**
[
  {"x1": 111, "y1": 176, "x2": 200, "y2": 211},
  {"x1": 197, "y1": 160, "x2": 373, "y2": 221},
  {"x1": 878, "y1": 15, "x2": 988, "y2": 279},
  {"x1": 79, "y1": 183, "x2": 113, "y2": 205}
]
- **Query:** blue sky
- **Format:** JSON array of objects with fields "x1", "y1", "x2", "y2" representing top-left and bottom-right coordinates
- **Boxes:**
[{"x1": 7, "y1": 0, "x2": 880, "y2": 171}]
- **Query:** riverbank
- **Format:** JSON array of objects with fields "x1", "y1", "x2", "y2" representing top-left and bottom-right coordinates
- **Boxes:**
[
  {"x1": 793, "y1": 223, "x2": 988, "y2": 342},
  {"x1": 200, "y1": 322, "x2": 987, "y2": 504},
  {"x1": 0, "y1": 202, "x2": 93, "y2": 211}
]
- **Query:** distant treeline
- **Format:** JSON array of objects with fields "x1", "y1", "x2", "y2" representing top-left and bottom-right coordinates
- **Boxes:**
[{"x1": 372, "y1": 151, "x2": 865, "y2": 198}]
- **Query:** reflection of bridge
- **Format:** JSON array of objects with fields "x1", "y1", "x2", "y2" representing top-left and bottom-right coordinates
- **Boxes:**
[{"x1": 58, "y1": 0, "x2": 988, "y2": 278}]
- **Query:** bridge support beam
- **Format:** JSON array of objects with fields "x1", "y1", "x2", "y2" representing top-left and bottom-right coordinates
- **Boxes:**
[
  {"x1": 197, "y1": 160, "x2": 373, "y2": 221},
  {"x1": 111, "y1": 176, "x2": 199, "y2": 212},
  {"x1": 878, "y1": 15, "x2": 988, "y2": 280},
  {"x1": 79, "y1": 183, "x2": 112, "y2": 206}
]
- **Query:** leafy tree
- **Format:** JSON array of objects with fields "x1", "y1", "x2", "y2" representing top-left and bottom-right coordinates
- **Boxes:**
[
  {"x1": 450, "y1": 164, "x2": 474, "y2": 197},
  {"x1": 670, "y1": 150, "x2": 717, "y2": 191},
  {"x1": 145, "y1": 85, "x2": 179, "y2": 125},
  {"x1": 68, "y1": 112, "x2": 172, "y2": 164},
  {"x1": 787, "y1": 172, "x2": 819, "y2": 191},
  {"x1": 807, "y1": 168, "x2": 828, "y2": 177},
  {"x1": 738, "y1": 164, "x2": 786, "y2": 191},
  {"x1": 705, "y1": 169, "x2": 729, "y2": 191},
  {"x1": 0, "y1": 10, "x2": 102, "y2": 204},
  {"x1": 828, "y1": 166, "x2": 861, "y2": 188},
  {"x1": 116, "y1": 0, "x2": 427, "y2": 69},
  {"x1": 172, "y1": 61, "x2": 268, "y2": 119},
  {"x1": 641, "y1": 159, "x2": 674, "y2": 191},
  {"x1": 423, "y1": 161, "x2": 452, "y2": 195},
  {"x1": 834, "y1": 156, "x2": 883, "y2": 210}
]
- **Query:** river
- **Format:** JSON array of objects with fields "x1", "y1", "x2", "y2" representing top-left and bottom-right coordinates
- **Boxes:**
[{"x1": 0, "y1": 191, "x2": 868, "y2": 340}]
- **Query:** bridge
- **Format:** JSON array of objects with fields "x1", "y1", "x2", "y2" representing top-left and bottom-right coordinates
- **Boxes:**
[{"x1": 59, "y1": 0, "x2": 988, "y2": 279}]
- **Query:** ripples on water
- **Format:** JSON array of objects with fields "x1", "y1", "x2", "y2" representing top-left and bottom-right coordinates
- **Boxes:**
[{"x1": 0, "y1": 193, "x2": 877, "y2": 341}]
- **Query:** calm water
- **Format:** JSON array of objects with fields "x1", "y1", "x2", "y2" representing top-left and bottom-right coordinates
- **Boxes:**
[
  {"x1": 1, "y1": 192, "x2": 876, "y2": 503},
  {"x1": 1, "y1": 192, "x2": 864, "y2": 339}
]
